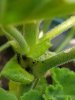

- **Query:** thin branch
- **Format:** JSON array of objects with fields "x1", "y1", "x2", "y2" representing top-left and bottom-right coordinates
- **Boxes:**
[
  {"x1": 0, "y1": 41, "x2": 14, "y2": 52},
  {"x1": 33, "y1": 47, "x2": 75, "y2": 77},
  {"x1": 2, "y1": 26, "x2": 30, "y2": 55},
  {"x1": 39, "y1": 16, "x2": 75, "y2": 43},
  {"x1": 23, "y1": 22, "x2": 39, "y2": 47}
]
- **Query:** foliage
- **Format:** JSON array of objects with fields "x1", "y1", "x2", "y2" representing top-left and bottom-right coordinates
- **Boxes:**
[
  {"x1": 0, "y1": 0, "x2": 75, "y2": 24},
  {"x1": 43, "y1": 68, "x2": 75, "y2": 100},
  {"x1": 0, "y1": 0, "x2": 75, "y2": 100},
  {"x1": 0, "y1": 88, "x2": 17, "y2": 100}
]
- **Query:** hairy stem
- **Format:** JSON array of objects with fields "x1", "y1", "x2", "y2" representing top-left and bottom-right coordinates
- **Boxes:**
[
  {"x1": 23, "y1": 22, "x2": 39, "y2": 47},
  {"x1": 33, "y1": 47, "x2": 75, "y2": 77},
  {"x1": 2, "y1": 26, "x2": 30, "y2": 55},
  {"x1": 39, "y1": 16, "x2": 75, "y2": 43},
  {"x1": 9, "y1": 81, "x2": 22, "y2": 99},
  {"x1": 0, "y1": 41, "x2": 14, "y2": 52},
  {"x1": 1, "y1": 27, "x2": 13, "y2": 40}
]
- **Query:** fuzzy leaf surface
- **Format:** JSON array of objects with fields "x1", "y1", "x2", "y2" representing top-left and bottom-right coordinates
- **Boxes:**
[
  {"x1": 43, "y1": 68, "x2": 75, "y2": 100},
  {"x1": 1, "y1": 57, "x2": 34, "y2": 84},
  {"x1": 0, "y1": 88, "x2": 17, "y2": 100},
  {"x1": 0, "y1": 0, "x2": 75, "y2": 24}
]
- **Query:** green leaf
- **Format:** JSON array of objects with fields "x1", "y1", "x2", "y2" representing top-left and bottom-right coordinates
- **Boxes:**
[
  {"x1": 28, "y1": 41, "x2": 51, "y2": 59},
  {"x1": 0, "y1": 0, "x2": 75, "y2": 24},
  {"x1": 35, "y1": 77, "x2": 48, "y2": 94},
  {"x1": 1, "y1": 57, "x2": 34, "y2": 84},
  {"x1": 43, "y1": 85, "x2": 70, "y2": 100},
  {"x1": 44, "y1": 68, "x2": 75, "y2": 100},
  {"x1": 21, "y1": 90, "x2": 43, "y2": 100},
  {"x1": 0, "y1": 88, "x2": 17, "y2": 100},
  {"x1": 51, "y1": 68, "x2": 75, "y2": 96},
  {"x1": 23, "y1": 22, "x2": 39, "y2": 48}
]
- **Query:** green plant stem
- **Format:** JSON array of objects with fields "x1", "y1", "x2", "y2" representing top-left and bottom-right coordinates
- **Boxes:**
[
  {"x1": 33, "y1": 47, "x2": 75, "y2": 77},
  {"x1": 39, "y1": 16, "x2": 75, "y2": 43},
  {"x1": 56, "y1": 27, "x2": 75, "y2": 52},
  {"x1": 2, "y1": 26, "x2": 30, "y2": 55},
  {"x1": 1, "y1": 27, "x2": 13, "y2": 40},
  {"x1": 0, "y1": 41, "x2": 11, "y2": 52},
  {"x1": 0, "y1": 40, "x2": 25, "y2": 54},
  {"x1": 9, "y1": 80, "x2": 22, "y2": 100},
  {"x1": 23, "y1": 22, "x2": 39, "y2": 47}
]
